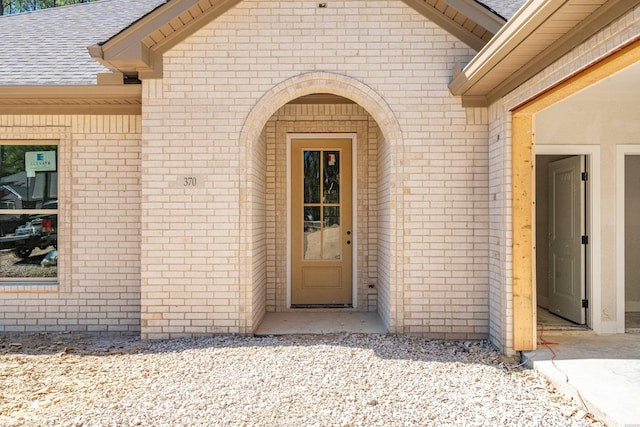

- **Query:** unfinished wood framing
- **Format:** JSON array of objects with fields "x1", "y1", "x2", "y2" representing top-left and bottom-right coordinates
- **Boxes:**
[
  {"x1": 512, "y1": 112, "x2": 535, "y2": 351},
  {"x1": 511, "y1": 37, "x2": 640, "y2": 351}
]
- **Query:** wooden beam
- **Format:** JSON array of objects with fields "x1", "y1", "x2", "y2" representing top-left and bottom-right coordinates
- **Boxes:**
[{"x1": 512, "y1": 112, "x2": 535, "y2": 351}]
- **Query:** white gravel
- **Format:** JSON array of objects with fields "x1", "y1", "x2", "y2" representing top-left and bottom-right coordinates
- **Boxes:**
[{"x1": 0, "y1": 333, "x2": 602, "y2": 426}]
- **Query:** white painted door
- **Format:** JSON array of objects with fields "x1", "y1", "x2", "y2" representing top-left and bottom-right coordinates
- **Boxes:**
[{"x1": 548, "y1": 156, "x2": 586, "y2": 324}]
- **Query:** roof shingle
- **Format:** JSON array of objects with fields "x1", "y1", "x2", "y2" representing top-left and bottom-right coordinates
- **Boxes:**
[
  {"x1": 476, "y1": 0, "x2": 526, "y2": 20},
  {"x1": 0, "y1": 0, "x2": 166, "y2": 86}
]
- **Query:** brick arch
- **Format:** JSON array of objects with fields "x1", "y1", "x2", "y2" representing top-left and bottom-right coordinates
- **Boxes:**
[
  {"x1": 238, "y1": 72, "x2": 404, "y2": 334},
  {"x1": 239, "y1": 72, "x2": 402, "y2": 144}
]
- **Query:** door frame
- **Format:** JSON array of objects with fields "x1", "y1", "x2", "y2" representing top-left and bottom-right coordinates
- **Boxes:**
[
  {"x1": 286, "y1": 133, "x2": 358, "y2": 308},
  {"x1": 616, "y1": 145, "x2": 640, "y2": 332},
  {"x1": 536, "y1": 145, "x2": 601, "y2": 332}
]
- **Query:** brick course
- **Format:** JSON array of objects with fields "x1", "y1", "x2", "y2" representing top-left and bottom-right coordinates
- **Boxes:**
[{"x1": 0, "y1": 115, "x2": 142, "y2": 333}]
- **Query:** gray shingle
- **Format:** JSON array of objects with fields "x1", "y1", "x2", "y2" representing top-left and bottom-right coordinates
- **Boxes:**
[
  {"x1": 476, "y1": 0, "x2": 526, "y2": 20},
  {"x1": 0, "y1": 0, "x2": 166, "y2": 86}
]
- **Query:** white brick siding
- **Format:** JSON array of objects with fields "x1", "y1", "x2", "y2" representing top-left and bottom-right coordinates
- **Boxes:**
[
  {"x1": 1, "y1": 1, "x2": 636, "y2": 353},
  {"x1": 140, "y1": 0, "x2": 489, "y2": 339},
  {"x1": 0, "y1": 115, "x2": 142, "y2": 333}
]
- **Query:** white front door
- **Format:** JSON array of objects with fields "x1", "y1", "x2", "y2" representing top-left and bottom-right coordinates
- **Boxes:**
[{"x1": 548, "y1": 156, "x2": 586, "y2": 324}]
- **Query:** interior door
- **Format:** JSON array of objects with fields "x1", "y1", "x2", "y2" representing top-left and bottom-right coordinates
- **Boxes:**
[
  {"x1": 291, "y1": 138, "x2": 352, "y2": 306},
  {"x1": 548, "y1": 156, "x2": 586, "y2": 324}
]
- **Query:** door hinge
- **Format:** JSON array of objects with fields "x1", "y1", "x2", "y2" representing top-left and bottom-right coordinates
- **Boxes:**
[
  {"x1": 582, "y1": 235, "x2": 589, "y2": 244},
  {"x1": 581, "y1": 172, "x2": 588, "y2": 181},
  {"x1": 582, "y1": 299, "x2": 589, "y2": 308}
]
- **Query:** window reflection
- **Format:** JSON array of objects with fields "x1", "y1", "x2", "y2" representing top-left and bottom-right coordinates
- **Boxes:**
[
  {"x1": 323, "y1": 151, "x2": 340, "y2": 203},
  {"x1": 304, "y1": 151, "x2": 320, "y2": 204},
  {"x1": 1, "y1": 145, "x2": 58, "y2": 280},
  {"x1": 301, "y1": 148, "x2": 342, "y2": 261},
  {"x1": 323, "y1": 207, "x2": 340, "y2": 260},
  {"x1": 304, "y1": 207, "x2": 321, "y2": 260}
]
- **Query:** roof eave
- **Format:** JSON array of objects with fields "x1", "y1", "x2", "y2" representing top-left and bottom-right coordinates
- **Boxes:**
[
  {"x1": 0, "y1": 85, "x2": 142, "y2": 115},
  {"x1": 449, "y1": 0, "x2": 640, "y2": 106},
  {"x1": 88, "y1": 44, "x2": 154, "y2": 78},
  {"x1": 90, "y1": 0, "x2": 242, "y2": 79},
  {"x1": 446, "y1": 0, "x2": 505, "y2": 34},
  {"x1": 401, "y1": 0, "x2": 503, "y2": 52},
  {"x1": 449, "y1": 0, "x2": 564, "y2": 98},
  {"x1": 92, "y1": 0, "x2": 506, "y2": 79}
]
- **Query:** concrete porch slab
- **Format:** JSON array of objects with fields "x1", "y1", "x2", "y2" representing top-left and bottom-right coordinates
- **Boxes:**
[
  {"x1": 522, "y1": 332, "x2": 640, "y2": 427},
  {"x1": 254, "y1": 311, "x2": 387, "y2": 335}
]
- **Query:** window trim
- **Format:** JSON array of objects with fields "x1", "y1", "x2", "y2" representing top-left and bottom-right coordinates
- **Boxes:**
[{"x1": 0, "y1": 140, "x2": 59, "y2": 284}]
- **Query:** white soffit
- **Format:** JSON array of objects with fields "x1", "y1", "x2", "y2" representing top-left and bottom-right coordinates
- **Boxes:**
[{"x1": 449, "y1": 0, "x2": 638, "y2": 106}]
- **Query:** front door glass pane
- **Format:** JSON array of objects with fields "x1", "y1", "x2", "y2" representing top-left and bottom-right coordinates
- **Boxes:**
[
  {"x1": 323, "y1": 206, "x2": 340, "y2": 260},
  {"x1": 304, "y1": 151, "x2": 320, "y2": 204},
  {"x1": 323, "y1": 151, "x2": 340, "y2": 203},
  {"x1": 304, "y1": 207, "x2": 321, "y2": 260},
  {"x1": 302, "y1": 148, "x2": 342, "y2": 261}
]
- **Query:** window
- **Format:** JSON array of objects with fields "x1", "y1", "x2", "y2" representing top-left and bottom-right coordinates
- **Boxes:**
[{"x1": 0, "y1": 142, "x2": 58, "y2": 281}]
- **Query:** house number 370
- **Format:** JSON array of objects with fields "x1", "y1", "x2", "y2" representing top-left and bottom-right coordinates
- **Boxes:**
[{"x1": 176, "y1": 175, "x2": 202, "y2": 188}]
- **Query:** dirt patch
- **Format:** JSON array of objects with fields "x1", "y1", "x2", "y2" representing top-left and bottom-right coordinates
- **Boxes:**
[{"x1": 0, "y1": 332, "x2": 144, "y2": 356}]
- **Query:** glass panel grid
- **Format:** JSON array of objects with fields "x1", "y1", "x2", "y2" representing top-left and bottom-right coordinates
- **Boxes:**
[{"x1": 302, "y1": 149, "x2": 341, "y2": 261}]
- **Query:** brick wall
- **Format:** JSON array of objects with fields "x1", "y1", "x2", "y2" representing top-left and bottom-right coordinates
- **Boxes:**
[
  {"x1": 249, "y1": 126, "x2": 267, "y2": 331},
  {"x1": 141, "y1": 77, "x2": 244, "y2": 338},
  {"x1": 400, "y1": 105, "x2": 489, "y2": 338},
  {"x1": 376, "y1": 118, "x2": 392, "y2": 330},
  {"x1": 140, "y1": 0, "x2": 489, "y2": 338},
  {"x1": 0, "y1": 115, "x2": 142, "y2": 333},
  {"x1": 2, "y1": 2, "x2": 636, "y2": 348}
]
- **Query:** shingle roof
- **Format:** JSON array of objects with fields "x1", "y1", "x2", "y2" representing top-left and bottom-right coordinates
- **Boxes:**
[
  {"x1": 0, "y1": 0, "x2": 166, "y2": 86},
  {"x1": 476, "y1": 0, "x2": 526, "y2": 20}
]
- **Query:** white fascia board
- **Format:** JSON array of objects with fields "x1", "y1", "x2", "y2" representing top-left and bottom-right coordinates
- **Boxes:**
[{"x1": 449, "y1": 0, "x2": 566, "y2": 96}]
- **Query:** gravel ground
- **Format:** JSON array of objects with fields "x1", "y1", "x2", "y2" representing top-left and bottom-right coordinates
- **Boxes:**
[{"x1": 0, "y1": 333, "x2": 602, "y2": 427}]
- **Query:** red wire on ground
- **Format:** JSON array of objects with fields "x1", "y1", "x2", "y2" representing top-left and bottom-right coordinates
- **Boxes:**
[
  {"x1": 537, "y1": 323, "x2": 590, "y2": 413},
  {"x1": 538, "y1": 323, "x2": 560, "y2": 348}
]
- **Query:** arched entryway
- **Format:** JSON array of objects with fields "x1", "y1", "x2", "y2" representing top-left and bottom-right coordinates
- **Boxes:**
[{"x1": 237, "y1": 72, "x2": 403, "y2": 334}]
